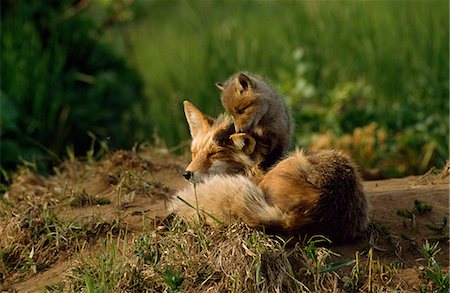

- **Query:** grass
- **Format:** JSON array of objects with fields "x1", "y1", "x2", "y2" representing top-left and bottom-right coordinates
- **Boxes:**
[
  {"x1": 46, "y1": 214, "x2": 448, "y2": 292},
  {"x1": 0, "y1": 201, "x2": 118, "y2": 282},
  {"x1": 1, "y1": 1, "x2": 145, "y2": 172},
  {"x1": 1, "y1": 149, "x2": 448, "y2": 292},
  {"x1": 2, "y1": 0, "x2": 448, "y2": 177},
  {"x1": 57, "y1": 220, "x2": 360, "y2": 292},
  {"x1": 104, "y1": 0, "x2": 449, "y2": 176}
]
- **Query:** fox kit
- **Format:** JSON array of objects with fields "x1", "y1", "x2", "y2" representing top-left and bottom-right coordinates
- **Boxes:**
[
  {"x1": 173, "y1": 101, "x2": 368, "y2": 242},
  {"x1": 216, "y1": 72, "x2": 292, "y2": 169},
  {"x1": 182, "y1": 100, "x2": 265, "y2": 183}
]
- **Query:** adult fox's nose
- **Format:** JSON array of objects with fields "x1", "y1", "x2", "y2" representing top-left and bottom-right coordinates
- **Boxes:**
[{"x1": 183, "y1": 171, "x2": 193, "y2": 180}]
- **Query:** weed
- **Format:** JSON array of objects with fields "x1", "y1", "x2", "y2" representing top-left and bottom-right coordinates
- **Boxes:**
[
  {"x1": 396, "y1": 200, "x2": 433, "y2": 229},
  {"x1": 84, "y1": 275, "x2": 106, "y2": 293},
  {"x1": 418, "y1": 240, "x2": 449, "y2": 292},
  {"x1": 133, "y1": 235, "x2": 161, "y2": 265},
  {"x1": 426, "y1": 217, "x2": 448, "y2": 234},
  {"x1": 414, "y1": 200, "x2": 433, "y2": 215},
  {"x1": 426, "y1": 217, "x2": 449, "y2": 241},
  {"x1": 424, "y1": 262, "x2": 450, "y2": 293},
  {"x1": 300, "y1": 236, "x2": 354, "y2": 291},
  {"x1": 162, "y1": 266, "x2": 184, "y2": 292},
  {"x1": 0, "y1": 200, "x2": 120, "y2": 284},
  {"x1": 342, "y1": 251, "x2": 366, "y2": 292},
  {"x1": 68, "y1": 231, "x2": 148, "y2": 292},
  {"x1": 419, "y1": 240, "x2": 441, "y2": 268}
]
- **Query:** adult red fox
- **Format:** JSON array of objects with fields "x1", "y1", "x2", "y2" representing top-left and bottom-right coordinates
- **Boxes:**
[
  {"x1": 182, "y1": 100, "x2": 266, "y2": 183},
  {"x1": 216, "y1": 72, "x2": 292, "y2": 169},
  {"x1": 171, "y1": 101, "x2": 368, "y2": 243}
]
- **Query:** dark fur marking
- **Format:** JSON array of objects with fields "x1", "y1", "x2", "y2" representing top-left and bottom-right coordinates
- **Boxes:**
[
  {"x1": 260, "y1": 144, "x2": 283, "y2": 170},
  {"x1": 214, "y1": 123, "x2": 235, "y2": 147}
]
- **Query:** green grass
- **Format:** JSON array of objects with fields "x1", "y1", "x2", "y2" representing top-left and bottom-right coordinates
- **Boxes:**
[
  {"x1": 1, "y1": 1, "x2": 145, "y2": 172},
  {"x1": 2, "y1": 0, "x2": 448, "y2": 177},
  {"x1": 112, "y1": 0, "x2": 447, "y2": 175}
]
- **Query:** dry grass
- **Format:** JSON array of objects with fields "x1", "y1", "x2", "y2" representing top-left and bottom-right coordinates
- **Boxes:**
[
  {"x1": 63, "y1": 220, "x2": 353, "y2": 292},
  {"x1": 0, "y1": 150, "x2": 448, "y2": 292}
]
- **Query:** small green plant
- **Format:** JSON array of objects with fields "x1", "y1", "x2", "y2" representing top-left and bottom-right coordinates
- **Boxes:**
[
  {"x1": 396, "y1": 200, "x2": 432, "y2": 229},
  {"x1": 69, "y1": 231, "x2": 138, "y2": 292},
  {"x1": 414, "y1": 200, "x2": 433, "y2": 215},
  {"x1": 162, "y1": 266, "x2": 184, "y2": 292},
  {"x1": 85, "y1": 274, "x2": 107, "y2": 293},
  {"x1": 426, "y1": 217, "x2": 449, "y2": 241},
  {"x1": 300, "y1": 236, "x2": 354, "y2": 291},
  {"x1": 133, "y1": 235, "x2": 161, "y2": 265},
  {"x1": 424, "y1": 262, "x2": 449, "y2": 293},
  {"x1": 426, "y1": 217, "x2": 448, "y2": 234},
  {"x1": 343, "y1": 250, "x2": 371, "y2": 292},
  {"x1": 400, "y1": 233, "x2": 418, "y2": 249},
  {"x1": 418, "y1": 240, "x2": 449, "y2": 292},
  {"x1": 419, "y1": 240, "x2": 441, "y2": 268}
]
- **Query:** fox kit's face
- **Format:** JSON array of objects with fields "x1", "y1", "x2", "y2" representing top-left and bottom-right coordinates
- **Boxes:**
[
  {"x1": 216, "y1": 73, "x2": 269, "y2": 133},
  {"x1": 183, "y1": 101, "x2": 256, "y2": 183}
]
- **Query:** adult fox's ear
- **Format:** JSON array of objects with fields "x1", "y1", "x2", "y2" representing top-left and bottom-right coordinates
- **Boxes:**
[
  {"x1": 236, "y1": 73, "x2": 254, "y2": 92},
  {"x1": 230, "y1": 133, "x2": 256, "y2": 155},
  {"x1": 215, "y1": 82, "x2": 225, "y2": 91},
  {"x1": 183, "y1": 100, "x2": 214, "y2": 139}
]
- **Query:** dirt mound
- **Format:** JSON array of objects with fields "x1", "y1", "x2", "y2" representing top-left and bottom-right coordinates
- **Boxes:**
[{"x1": 1, "y1": 150, "x2": 448, "y2": 292}]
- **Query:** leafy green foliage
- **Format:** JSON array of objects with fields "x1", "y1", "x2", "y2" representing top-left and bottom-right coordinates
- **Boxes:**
[
  {"x1": 1, "y1": 0, "x2": 146, "y2": 173},
  {"x1": 419, "y1": 240, "x2": 449, "y2": 293},
  {"x1": 162, "y1": 267, "x2": 184, "y2": 292},
  {"x1": 424, "y1": 262, "x2": 449, "y2": 293}
]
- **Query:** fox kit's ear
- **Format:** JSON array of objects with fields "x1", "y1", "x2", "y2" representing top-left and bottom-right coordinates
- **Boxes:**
[
  {"x1": 183, "y1": 100, "x2": 214, "y2": 139},
  {"x1": 236, "y1": 73, "x2": 254, "y2": 92},
  {"x1": 215, "y1": 82, "x2": 225, "y2": 91},
  {"x1": 230, "y1": 133, "x2": 256, "y2": 155}
]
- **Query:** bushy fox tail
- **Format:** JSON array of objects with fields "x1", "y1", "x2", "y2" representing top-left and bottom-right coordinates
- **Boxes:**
[{"x1": 169, "y1": 175, "x2": 301, "y2": 230}]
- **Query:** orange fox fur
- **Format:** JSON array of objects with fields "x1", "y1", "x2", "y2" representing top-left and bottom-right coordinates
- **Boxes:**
[
  {"x1": 216, "y1": 72, "x2": 292, "y2": 169},
  {"x1": 182, "y1": 100, "x2": 266, "y2": 183},
  {"x1": 171, "y1": 101, "x2": 368, "y2": 243}
]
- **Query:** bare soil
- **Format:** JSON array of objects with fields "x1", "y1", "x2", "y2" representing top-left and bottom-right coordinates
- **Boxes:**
[{"x1": 1, "y1": 149, "x2": 448, "y2": 292}]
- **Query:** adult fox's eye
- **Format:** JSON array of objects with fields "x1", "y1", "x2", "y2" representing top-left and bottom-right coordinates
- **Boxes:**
[{"x1": 237, "y1": 108, "x2": 245, "y2": 115}]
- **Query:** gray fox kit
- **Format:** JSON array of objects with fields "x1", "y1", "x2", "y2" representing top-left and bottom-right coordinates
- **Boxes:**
[{"x1": 216, "y1": 72, "x2": 292, "y2": 169}]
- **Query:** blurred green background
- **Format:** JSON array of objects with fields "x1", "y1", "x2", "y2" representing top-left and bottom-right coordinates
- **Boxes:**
[{"x1": 1, "y1": 0, "x2": 448, "y2": 178}]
